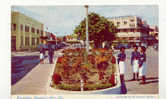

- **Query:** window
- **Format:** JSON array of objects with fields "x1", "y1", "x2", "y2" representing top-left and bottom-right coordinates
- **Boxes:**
[
  {"x1": 37, "y1": 38, "x2": 39, "y2": 45},
  {"x1": 21, "y1": 36, "x2": 23, "y2": 46},
  {"x1": 41, "y1": 30, "x2": 43, "y2": 36},
  {"x1": 37, "y1": 29, "x2": 39, "y2": 34},
  {"x1": 130, "y1": 19, "x2": 135, "y2": 22},
  {"x1": 20, "y1": 24, "x2": 23, "y2": 31},
  {"x1": 124, "y1": 21, "x2": 127, "y2": 25},
  {"x1": 12, "y1": 24, "x2": 16, "y2": 31},
  {"x1": 25, "y1": 26, "x2": 29, "y2": 32},
  {"x1": 117, "y1": 22, "x2": 120, "y2": 25},
  {"x1": 134, "y1": 29, "x2": 138, "y2": 32},
  {"x1": 123, "y1": 29, "x2": 127, "y2": 32},
  {"x1": 31, "y1": 27, "x2": 35, "y2": 33},
  {"x1": 129, "y1": 37, "x2": 134, "y2": 40},
  {"x1": 130, "y1": 29, "x2": 134, "y2": 32},
  {"x1": 25, "y1": 37, "x2": 29, "y2": 46},
  {"x1": 32, "y1": 38, "x2": 35, "y2": 45},
  {"x1": 129, "y1": 24, "x2": 135, "y2": 28}
]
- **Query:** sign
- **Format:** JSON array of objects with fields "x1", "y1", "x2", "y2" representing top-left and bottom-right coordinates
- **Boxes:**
[{"x1": 116, "y1": 32, "x2": 141, "y2": 37}]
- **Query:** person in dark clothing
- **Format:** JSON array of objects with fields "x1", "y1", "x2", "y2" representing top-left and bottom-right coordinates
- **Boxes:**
[
  {"x1": 131, "y1": 45, "x2": 140, "y2": 81},
  {"x1": 139, "y1": 46, "x2": 147, "y2": 84},
  {"x1": 48, "y1": 44, "x2": 54, "y2": 64},
  {"x1": 117, "y1": 46, "x2": 126, "y2": 83}
]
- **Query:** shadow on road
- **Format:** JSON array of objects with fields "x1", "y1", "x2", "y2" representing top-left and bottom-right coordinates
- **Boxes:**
[
  {"x1": 144, "y1": 77, "x2": 158, "y2": 84},
  {"x1": 146, "y1": 77, "x2": 158, "y2": 80},
  {"x1": 11, "y1": 55, "x2": 40, "y2": 85},
  {"x1": 145, "y1": 80, "x2": 158, "y2": 84}
]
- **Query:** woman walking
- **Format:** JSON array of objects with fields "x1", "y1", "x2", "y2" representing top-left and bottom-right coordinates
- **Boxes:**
[
  {"x1": 139, "y1": 46, "x2": 147, "y2": 84},
  {"x1": 118, "y1": 46, "x2": 126, "y2": 83},
  {"x1": 131, "y1": 45, "x2": 140, "y2": 81}
]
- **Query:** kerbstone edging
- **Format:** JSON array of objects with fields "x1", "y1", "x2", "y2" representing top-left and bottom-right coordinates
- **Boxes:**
[{"x1": 46, "y1": 52, "x2": 121, "y2": 94}]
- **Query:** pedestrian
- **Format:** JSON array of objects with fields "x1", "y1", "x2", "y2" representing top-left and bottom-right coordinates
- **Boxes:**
[
  {"x1": 139, "y1": 46, "x2": 147, "y2": 84},
  {"x1": 40, "y1": 45, "x2": 46, "y2": 64},
  {"x1": 117, "y1": 46, "x2": 126, "y2": 83},
  {"x1": 131, "y1": 45, "x2": 140, "y2": 81},
  {"x1": 48, "y1": 44, "x2": 54, "y2": 64}
]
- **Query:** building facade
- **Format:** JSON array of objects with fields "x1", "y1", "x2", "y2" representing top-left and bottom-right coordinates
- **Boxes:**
[
  {"x1": 11, "y1": 11, "x2": 45, "y2": 51},
  {"x1": 149, "y1": 26, "x2": 159, "y2": 40},
  {"x1": 108, "y1": 16, "x2": 150, "y2": 44}
]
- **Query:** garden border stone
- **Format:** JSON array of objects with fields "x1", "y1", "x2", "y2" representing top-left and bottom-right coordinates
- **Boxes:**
[{"x1": 46, "y1": 51, "x2": 121, "y2": 94}]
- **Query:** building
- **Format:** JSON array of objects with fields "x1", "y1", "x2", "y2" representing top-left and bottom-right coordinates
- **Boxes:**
[
  {"x1": 11, "y1": 11, "x2": 45, "y2": 51},
  {"x1": 149, "y1": 26, "x2": 159, "y2": 40},
  {"x1": 108, "y1": 16, "x2": 151, "y2": 45}
]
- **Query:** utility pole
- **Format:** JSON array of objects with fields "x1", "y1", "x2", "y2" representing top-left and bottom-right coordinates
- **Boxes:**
[{"x1": 85, "y1": 5, "x2": 89, "y2": 53}]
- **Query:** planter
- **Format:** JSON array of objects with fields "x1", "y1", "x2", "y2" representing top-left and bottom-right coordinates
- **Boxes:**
[{"x1": 46, "y1": 48, "x2": 121, "y2": 94}]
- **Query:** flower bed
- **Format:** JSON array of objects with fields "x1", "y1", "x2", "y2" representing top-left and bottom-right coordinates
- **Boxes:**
[{"x1": 51, "y1": 48, "x2": 117, "y2": 91}]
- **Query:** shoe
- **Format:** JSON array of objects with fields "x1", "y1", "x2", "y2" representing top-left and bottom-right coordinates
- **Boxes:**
[
  {"x1": 139, "y1": 82, "x2": 145, "y2": 84},
  {"x1": 136, "y1": 73, "x2": 139, "y2": 81},
  {"x1": 131, "y1": 73, "x2": 136, "y2": 81},
  {"x1": 136, "y1": 78, "x2": 139, "y2": 81},
  {"x1": 130, "y1": 78, "x2": 135, "y2": 81}
]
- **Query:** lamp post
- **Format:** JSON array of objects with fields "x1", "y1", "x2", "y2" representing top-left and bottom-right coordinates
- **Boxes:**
[{"x1": 85, "y1": 5, "x2": 89, "y2": 53}]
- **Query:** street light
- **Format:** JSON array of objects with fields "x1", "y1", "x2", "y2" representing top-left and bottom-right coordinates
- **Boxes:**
[{"x1": 84, "y1": 5, "x2": 89, "y2": 53}]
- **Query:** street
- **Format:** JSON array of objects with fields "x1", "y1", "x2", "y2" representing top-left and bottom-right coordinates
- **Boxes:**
[
  {"x1": 11, "y1": 52, "x2": 41, "y2": 85},
  {"x1": 11, "y1": 46, "x2": 158, "y2": 94},
  {"x1": 123, "y1": 47, "x2": 158, "y2": 94}
]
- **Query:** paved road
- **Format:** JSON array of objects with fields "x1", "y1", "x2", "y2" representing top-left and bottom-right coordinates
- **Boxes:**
[
  {"x1": 123, "y1": 47, "x2": 158, "y2": 94},
  {"x1": 11, "y1": 52, "x2": 41, "y2": 85}
]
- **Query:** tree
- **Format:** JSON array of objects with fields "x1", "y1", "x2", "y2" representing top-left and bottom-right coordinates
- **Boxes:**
[{"x1": 74, "y1": 12, "x2": 117, "y2": 48}]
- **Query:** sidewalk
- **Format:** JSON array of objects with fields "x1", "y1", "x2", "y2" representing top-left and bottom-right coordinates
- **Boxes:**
[{"x1": 11, "y1": 50, "x2": 62, "y2": 95}]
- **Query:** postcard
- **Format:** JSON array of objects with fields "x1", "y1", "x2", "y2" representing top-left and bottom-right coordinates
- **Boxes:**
[{"x1": 10, "y1": 5, "x2": 159, "y2": 99}]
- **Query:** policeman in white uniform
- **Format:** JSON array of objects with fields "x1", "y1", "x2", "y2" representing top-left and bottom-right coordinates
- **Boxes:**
[
  {"x1": 131, "y1": 45, "x2": 140, "y2": 81},
  {"x1": 118, "y1": 47, "x2": 126, "y2": 83},
  {"x1": 139, "y1": 46, "x2": 147, "y2": 84}
]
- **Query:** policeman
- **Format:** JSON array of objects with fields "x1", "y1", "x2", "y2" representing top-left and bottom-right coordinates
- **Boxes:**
[
  {"x1": 139, "y1": 46, "x2": 147, "y2": 84},
  {"x1": 118, "y1": 46, "x2": 126, "y2": 83},
  {"x1": 131, "y1": 45, "x2": 140, "y2": 81}
]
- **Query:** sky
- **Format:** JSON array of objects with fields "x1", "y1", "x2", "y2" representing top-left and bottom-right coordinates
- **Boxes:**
[{"x1": 12, "y1": 5, "x2": 158, "y2": 37}]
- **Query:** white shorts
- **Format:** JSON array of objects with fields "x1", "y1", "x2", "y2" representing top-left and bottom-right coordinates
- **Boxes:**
[
  {"x1": 119, "y1": 61, "x2": 126, "y2": 74},
  {"x1": 139, "y1": 62, "x2": 147, "y2": 76},
  {"x1": 40, "y1": 53, "x2": 44, "y2": 60},
  {"x1": 133, "y1": 60, "x2": 139, "y2": 73}
]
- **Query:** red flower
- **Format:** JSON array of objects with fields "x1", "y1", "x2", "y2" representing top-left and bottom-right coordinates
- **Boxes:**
[
  {"x1": 57, "y1": 57, "x2": 63, "y2": 63},
  {"x1": 98, "y1": 72, "x2": 105, "y2": 80},
  {"x1": 109, "y1": 74, "x2": 115, "y2": 85},
  {"x1": 111, "y1": 56, "x2": 116, "y2": 64},
  {"x1": 52, "y1": 73, "x2": 62, "y2": 85}
]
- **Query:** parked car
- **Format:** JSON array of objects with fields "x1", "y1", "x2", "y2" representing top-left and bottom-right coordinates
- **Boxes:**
[{"x1": 114, "y1": 43, "x2": 131, "y2": 50}]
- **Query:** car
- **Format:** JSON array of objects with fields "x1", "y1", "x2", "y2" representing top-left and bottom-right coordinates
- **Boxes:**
[{"x1": 114, "y1": 44, "x2": 131, "y2": 50}]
